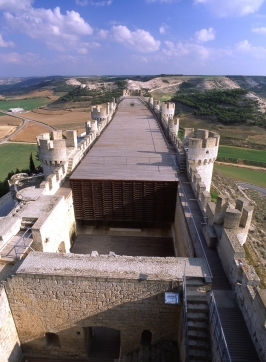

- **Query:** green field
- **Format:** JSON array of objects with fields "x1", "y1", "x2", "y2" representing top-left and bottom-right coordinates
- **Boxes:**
[
  {"x1": 218, "y1": 145, "x2": 266, "y2": 164},
  {"x1": 214, "y1": 164, "x2": 266, "y2": 188},
  {"x1": 0, "y1": 143, "x2": 40, "y2": 181},
  {"x1": 0, "y1": 97, "x2": 52, "y2": 112}
]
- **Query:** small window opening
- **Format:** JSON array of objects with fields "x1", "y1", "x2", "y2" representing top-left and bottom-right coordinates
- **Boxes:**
[
  {"x1": 45, "y1": 332, "x2": 61, "y2": 348},
  {"x1": 141, "y1": 330, "x2": 152, "y2": 346}
]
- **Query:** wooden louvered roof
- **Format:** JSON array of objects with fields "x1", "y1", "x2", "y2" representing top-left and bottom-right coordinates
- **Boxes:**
[{"x1": 70, "y1": 98, "x2": 177, "y2": 182}]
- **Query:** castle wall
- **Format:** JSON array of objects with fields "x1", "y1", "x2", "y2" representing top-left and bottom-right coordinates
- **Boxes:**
[
  {"x1": 3, "y1": 253, "x2": 206, "y2": 359},
  {"x1": 172, "y1": 191, "x2": 194, "y2": 257},
  {"x1": 0, "y1": 285, "x2": 22, "y2": 362},
  {"x1": 30, "y1": 196, "x2": 72, "y2": 253},
  {"x1": 216, "y1": 229, "x2": 266, "y2": 361}
]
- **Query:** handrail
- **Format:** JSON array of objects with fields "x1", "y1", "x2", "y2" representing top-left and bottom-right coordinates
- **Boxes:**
[
  {"x1": 183, "y1": 273, "x2": 190, "y2": 362},
  {"x1": 209, "y1": 292, "x2": 232, "y2": 362},
  {"x1": 5, "y1": 228, "x2": 34, "y2": 259}
]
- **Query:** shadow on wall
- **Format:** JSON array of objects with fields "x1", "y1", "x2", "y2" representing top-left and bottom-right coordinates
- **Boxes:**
[
  {"x1": 8, "y1": 342, "x2": 22, "y2": 362},
  {"x1": 12, "y1": 289, "x2": 181, "y2": 359}
]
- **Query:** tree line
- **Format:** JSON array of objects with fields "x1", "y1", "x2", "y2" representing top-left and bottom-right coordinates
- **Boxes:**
[{"x1": 172, "y1": 89, "x2": 266, "y2": 126}]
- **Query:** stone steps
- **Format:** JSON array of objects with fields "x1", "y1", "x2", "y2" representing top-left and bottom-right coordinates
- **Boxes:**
[
  {"x1": 186, "y1": 288, "x2": 211, "y2": 362},
  {"x1": 20, "y1": 217, "x2": 37, "y2": 231}
]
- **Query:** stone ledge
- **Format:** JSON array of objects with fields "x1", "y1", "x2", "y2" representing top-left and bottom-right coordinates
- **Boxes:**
[{"x1": 16, "y1": 252, "x2": 209, "y2": 281}]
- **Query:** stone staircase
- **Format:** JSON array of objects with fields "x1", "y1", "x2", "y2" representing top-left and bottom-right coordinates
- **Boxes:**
[
  {"x1": 177, "y1": 148, "x2": 187, "y2": 174},
  {"x1": 185, "y1": 278, "x2": 211, "y2": 362}
]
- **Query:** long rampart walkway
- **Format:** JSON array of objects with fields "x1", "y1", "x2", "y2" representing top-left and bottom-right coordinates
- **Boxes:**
[{"x1": 178, "y1": 172, "x2": 260, "y2": 361}]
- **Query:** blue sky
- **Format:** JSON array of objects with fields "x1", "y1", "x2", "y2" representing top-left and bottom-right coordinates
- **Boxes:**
[{"x1": 1, "y1": 0, "x2": 266, "y2": 76}]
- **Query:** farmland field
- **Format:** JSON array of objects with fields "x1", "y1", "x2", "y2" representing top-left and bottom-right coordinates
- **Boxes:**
[
  {"x1": 0, "y1": 125, "x2": 16, "y2": 139},
  {"x1": 0, "y1": 143, "x2": 40, "y2": 181},
  {"x1": 20, "y1": 109, "x2": 91, "y2": 133},
  {"x1": 0, "y1": 115, "x2": 23, "y2": 127},
  {"x1": 218, "y1": 145, "x2": 266, "y2": 164},
  {"x1": 0, "y1": 97, "x2": 53, "y2": 111},
  {"x1": 214, "y1": 164, "x2": 266, "y2": 188},
  {"x1": 10, "y1": 123, "x2": 52, "y2": 143}
]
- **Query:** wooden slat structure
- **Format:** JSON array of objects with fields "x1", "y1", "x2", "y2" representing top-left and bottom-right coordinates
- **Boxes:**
[{"x1": 70, "y1": 98, "x2": 178, "y2": 223}]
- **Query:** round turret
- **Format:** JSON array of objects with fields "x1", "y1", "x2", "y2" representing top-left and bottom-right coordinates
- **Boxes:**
[
  {"x1": 186, "y1": 129, "x2": 220, "y2": 192},
  {"x1": 37, "y1": 131, "x2": 68, "y2": 178},
  {"x1": 161, "y1": 102, "x2": 175, "y2": 119}
]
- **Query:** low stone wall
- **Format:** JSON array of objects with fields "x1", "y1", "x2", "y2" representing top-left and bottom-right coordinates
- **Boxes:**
[
  {"x1": 31, "y1": 195, "x2": 72, "y2": 253},
  {"x1": 2, "y1": 253, "x2": 211, "y2": 358},
  {"x1": 0, "y1": 284, "x2": 22, "y2": 362},
  {"x1": 172, "y1": 191, "x2": 194, "y2": 257}
]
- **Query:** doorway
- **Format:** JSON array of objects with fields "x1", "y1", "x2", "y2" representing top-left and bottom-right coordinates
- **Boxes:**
[{"x1": 84, "y1": 326, "x2": 120, "y2": 361}]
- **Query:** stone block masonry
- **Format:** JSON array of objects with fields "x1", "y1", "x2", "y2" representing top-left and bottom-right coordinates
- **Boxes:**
[
  {"x1": 4, "y1": 252, "x2": 209, "y2": 359},
  {"x1": 0, "y1": 285, "x2": 22, "y2": 362}
]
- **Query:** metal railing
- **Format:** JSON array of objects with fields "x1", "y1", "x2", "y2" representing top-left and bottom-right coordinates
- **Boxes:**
[
  {"x1": 183, "y1": 273, "x2": 190, "y2": 362},
  {"x1": 209, "y1": 292, "x2": 232, "y2": 362},
  {"x1": 4, "y1": 228, "x2": 34, "y2": 259}
]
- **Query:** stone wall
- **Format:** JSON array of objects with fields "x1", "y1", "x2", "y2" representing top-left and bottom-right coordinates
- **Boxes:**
[
  {"x1": 172, "y1": 191, "x2": 194, "y2": 257},
  {"x1": 0, "y1": 284, "x2": 22, "y2": 362},
  {"x1": 216, "y1": 229, "x2": 266, "y2": 361},
  {"x1": 31, "y1": 195, "x2": 72, "y2": 253},
  {"x1": 4, "y1": 253, "x2": 209, "y2": 359}
]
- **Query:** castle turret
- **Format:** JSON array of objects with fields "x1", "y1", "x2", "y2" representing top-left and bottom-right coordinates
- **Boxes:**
[
  {"x1": 161, "y1": 102, "x2": 175, "y2": 120},
  {"x1": 186, "y1": 128, "x2": 220, "y2": 192},
  {"x1": 91, "y1": 105, "x2": 108, "y2": 122},
  {"x1": 37, "y1": 131, "x2": 68, "y2": 178}
]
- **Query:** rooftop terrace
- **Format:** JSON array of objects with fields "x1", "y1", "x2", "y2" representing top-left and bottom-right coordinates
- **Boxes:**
[{"x1": 70, "y1": 98, "x2": 177, "y2": 182}]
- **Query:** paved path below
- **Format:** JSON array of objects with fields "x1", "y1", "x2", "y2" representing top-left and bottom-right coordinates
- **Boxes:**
[
  {"x1": 0, "y1": 195, "x2": 14, "y2": 217},
  {"x1": 236, "y1": 181, "x2": 266, "y2": 196}
]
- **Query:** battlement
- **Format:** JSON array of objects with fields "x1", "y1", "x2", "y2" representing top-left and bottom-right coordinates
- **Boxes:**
[
  {"x1": 123, "y1": 89, "x2": 142, "y2": 96},
  {"x1": 183, "y1": 128, "x2": 220, "y2": 148},
  {"x1": 161, "y1": 102, "x2": 175, "y2": 119},
  {"x1": 91, "y1": 99, "x2": 116, "y2": 122}
]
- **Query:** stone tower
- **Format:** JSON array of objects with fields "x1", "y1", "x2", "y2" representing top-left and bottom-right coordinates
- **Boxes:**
[
  {"x1": 37, "y1": 131, "x2": 68, "y2": 178},
  {"x1": 184, "y1": 128, "x2": 220, "y2": 192},
  {"x1": 161, "y1": 102, "x2": 175, "y2": 119}
]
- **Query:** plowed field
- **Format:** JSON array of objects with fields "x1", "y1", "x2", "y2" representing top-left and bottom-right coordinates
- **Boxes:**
[
  {"x1": 10, "y1": 122, "x2": 52, "y2": 143},
  {"x1": 20, "y1": 110, "x2": 91, "y2": 133}
]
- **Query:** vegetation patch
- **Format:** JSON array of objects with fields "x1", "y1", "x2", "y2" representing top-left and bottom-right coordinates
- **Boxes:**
[
  {"x1": 214, "y1": 164, "x2": 266, "y2": 188},
  {"x1": 0, "y1": 97, "x2": 53, "y2": 111},
  {"x1": 172, "y1": 89, "x2": 266, "y2": 126},
  {"x1": 210, "y1": 188, "x2": 219, "y2": 202},
  {"x1": 218, "y1": 145, "x2": 266, "y2": 167},
  {"x1": 0, "y1": 143, "x2": 40, "y2": 182},
  {"x1": 58, "y1": 81, "x2": 126, "y2": 105}
]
